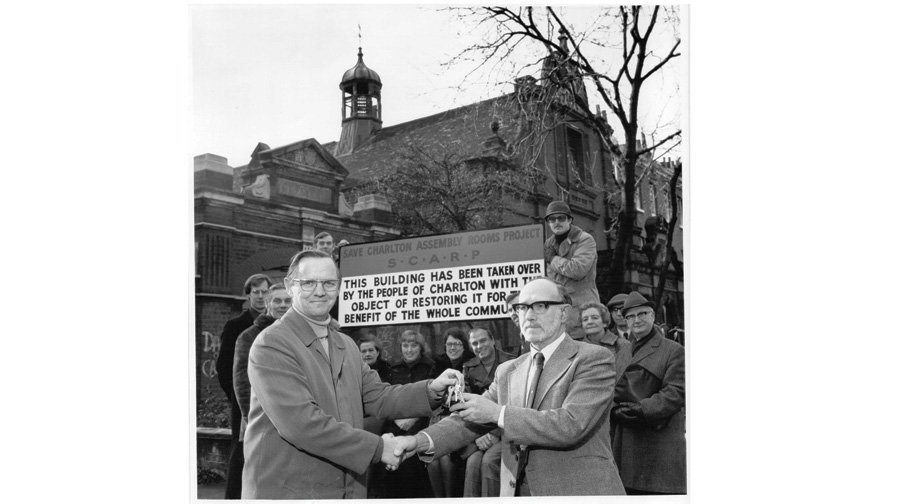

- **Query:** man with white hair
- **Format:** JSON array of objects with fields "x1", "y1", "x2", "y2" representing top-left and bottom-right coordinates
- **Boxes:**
[{"x1": 391, "y1": 277, "x2": 625, "y2": 496}]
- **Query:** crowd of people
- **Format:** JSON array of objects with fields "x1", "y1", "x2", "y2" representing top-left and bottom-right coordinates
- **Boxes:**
[{"x1": 210, "y1": 201, "x2": 686, "y2": 499}]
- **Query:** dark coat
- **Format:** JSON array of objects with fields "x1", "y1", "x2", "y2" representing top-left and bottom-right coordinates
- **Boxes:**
[
  {"x1": 585, "y1": 329, "x2": 633, "y2": 385},
  {"x1": 612, "y1": 327, "x2": 686, "y2": 493},
  {"x1": 232, "y1": 314, "x2": 276, "y2": 429},
  {"x1": 384, "y1": 357, "x2": 437, "y2": 435},
  {"x1": 216, "y1": 308, "x2": 258, "y2": 400},
  {"x1": 433, "y1": 350, "x2": 475, "y2": 375},
  {"x1": 367, "y1": 357, "x2": 392, "y2": 382},
  {"x1": 383, "y1": 357, "x2": 438, "y2": 498},
  {"x1": 462, "y1": 349, "x2": 515, "y2": 395},
  {"x1": 362, "y1": 357, "x2": 393, "y2": 434}
]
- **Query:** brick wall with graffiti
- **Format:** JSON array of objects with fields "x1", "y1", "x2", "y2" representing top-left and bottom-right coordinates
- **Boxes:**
[{"x1": 196, "y1": 298, "x2": 241, "y2": 428}]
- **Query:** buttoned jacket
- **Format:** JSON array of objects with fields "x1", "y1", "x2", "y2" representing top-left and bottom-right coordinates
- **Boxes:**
[
  {"x1": 242, "y1": 308, "x2": 434, "y2": 499},
  {"x1": 422, "y1": 335, "x2": 625, "y2": 496},
  {"x1": 612, "y1": 326, "x2": 686, "y2": 493}
]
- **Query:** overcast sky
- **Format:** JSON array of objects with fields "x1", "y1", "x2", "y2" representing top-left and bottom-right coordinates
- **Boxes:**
[{"x1": 192, "y1": 4, "x2": 684, "y2": 167}]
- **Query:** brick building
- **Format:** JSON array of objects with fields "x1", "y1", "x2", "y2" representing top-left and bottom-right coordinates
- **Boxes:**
[{"x1": 194, "y1": 40, "x2": 684, "y2": 435}]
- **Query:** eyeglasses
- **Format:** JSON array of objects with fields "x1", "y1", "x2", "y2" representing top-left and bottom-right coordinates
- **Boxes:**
[
  {"x1": 445, "y1": 342, "x2": 464, "y2": 348},
  {"x1": 512, "y1": 301, "x2": 568, "y2": 314},
  {"x1": 292, "y1": 279, "x2": 340, "y2": 292},
  {"x1": 625, "y1": 311, "x2": 654, "y2": 321},
  {"x1": 250, "y1": 289, "x2": 269, "y2": 296},
  {"x1": 546, "y1": 215, "x2": 569, "y2": 223}
]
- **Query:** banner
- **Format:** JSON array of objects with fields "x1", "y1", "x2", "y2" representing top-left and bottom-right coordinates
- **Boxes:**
[{"x1": 338, "y1": 224, "x2": 545, "y2": 327}]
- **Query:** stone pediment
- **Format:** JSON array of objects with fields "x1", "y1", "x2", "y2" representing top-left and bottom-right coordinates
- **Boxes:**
[
  {"x1": 241, "y1": 138, "x2": 347, "y2": 210},
  {"x1": 264, "y1": 138, "x2": 349, "y2": 180}
]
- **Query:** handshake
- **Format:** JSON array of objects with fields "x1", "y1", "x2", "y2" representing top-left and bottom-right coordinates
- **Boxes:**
[
  {"x1": 378, "y1": 367, "x2": 473, "y2": 471},
  {"x1": 379, "y1": 433, "x2": 420, "y2": 471}
]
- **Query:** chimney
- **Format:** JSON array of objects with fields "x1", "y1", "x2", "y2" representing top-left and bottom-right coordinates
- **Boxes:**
[{"x1": 194, "y1": 153, "x2": 234, "y2": 192}]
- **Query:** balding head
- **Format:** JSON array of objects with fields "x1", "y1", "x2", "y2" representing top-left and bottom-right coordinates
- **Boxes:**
[{"x1": 515, "y1": 277, "x2": 569, "y2": 351}]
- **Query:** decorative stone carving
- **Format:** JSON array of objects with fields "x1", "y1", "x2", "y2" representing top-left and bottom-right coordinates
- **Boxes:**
[{"x1": 243, "y1": 174, "x2": 271, "y2": 199}]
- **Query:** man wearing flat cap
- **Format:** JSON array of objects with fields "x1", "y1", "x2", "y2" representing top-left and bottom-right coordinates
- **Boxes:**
[
  {"x1": 610, "y1": 291, "x2": 686, "y2": 495},
  {"x1": 606, "y1": 293, "x2": 630, "y2": 340},
  {"x1": 542, "y1": 200, "x2": 600, "y2": 340}
]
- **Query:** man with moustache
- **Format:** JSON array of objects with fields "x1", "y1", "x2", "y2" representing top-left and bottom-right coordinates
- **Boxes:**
[
  {"x1": 242, "y1": 250, "x2": 463, "y2": 499},
  {"x1": 391, "y1": 277, "x2": 625, "y2": 496},
  {"x1": 543, "y1": 201, "x2": 600, "y2": 340},
  {"x1": 611, "y1": 291, "x2": 686, "y2": 495}
]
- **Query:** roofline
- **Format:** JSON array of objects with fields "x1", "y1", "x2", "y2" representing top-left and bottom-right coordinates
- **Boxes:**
[
  {"x1": 369, "y1": 92, "x2": 516, "y2": 137},
  {"x1": 262, "y1": 137, "x2": 317, "y2": 154}
]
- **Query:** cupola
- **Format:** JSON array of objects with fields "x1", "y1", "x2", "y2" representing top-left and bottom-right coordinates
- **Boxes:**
[{"x1": 335, "y1": 47, "x2": 382, "y2": 156}]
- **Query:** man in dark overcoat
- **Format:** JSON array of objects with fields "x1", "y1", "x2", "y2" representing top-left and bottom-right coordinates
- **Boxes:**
[{"x1": 611, "y1": 291, "x2": 686, "y2": 494}]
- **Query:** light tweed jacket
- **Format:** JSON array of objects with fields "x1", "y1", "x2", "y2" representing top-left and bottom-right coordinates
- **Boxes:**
[{"x1": 422, "y1": 334, "x2": 625, "y2": 496}]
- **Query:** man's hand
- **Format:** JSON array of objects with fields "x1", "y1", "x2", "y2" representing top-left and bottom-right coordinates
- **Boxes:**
[
  {"x1": 474, "y1": 432, "x2": 497, "y2": 451},
  {"x1": 611, "y1": 402, "x2": 643, "y2": 425},
  {"x1": 381, "y1": 433, "x2": 403, "y2": 471},
  {"x1": 429, "y1": 368, "x2": 464, "y2": 396},
  {"x1": 387, "y1": 434, "x2": 419, "y2": 469},
  {"x1": 450, "y1": 393, "x2": 501, "y2": 424}
]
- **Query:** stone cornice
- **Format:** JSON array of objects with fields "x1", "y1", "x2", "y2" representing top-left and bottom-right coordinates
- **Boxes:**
[{"x1": 194, "y1": 222, "x2": 305, "y2": 244}]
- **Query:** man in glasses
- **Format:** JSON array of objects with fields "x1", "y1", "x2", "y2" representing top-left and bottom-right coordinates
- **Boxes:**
[
  {"x1": 542, "y1": 200, "x2": 600, "y2": 341},
  {"x1": 241, "y1": 250, "x2": 464, "y2": 499},
  {"x1": 216, "y1": 272, "x2": 272, "y2": 499},
  {"x1": 606, "y1": 293, "x2": 630, "y2": 340},
  {"x1": 610, "y1": 291, "x2": 685, "y2": 495},
  {"x1": 390, "y1": 277, "x2": 625, "y2": 496}
]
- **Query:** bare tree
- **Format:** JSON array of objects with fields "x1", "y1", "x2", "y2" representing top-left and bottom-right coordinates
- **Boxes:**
[
  {"x1": 452, "y1": 5, "x2": 682, "y2": 296},
  {"x1": 367, "y1": 142, "x2": 527, "y2": 236},
  {"x1": 642, "y1": 160, "x2": 682, "y2": 316}
]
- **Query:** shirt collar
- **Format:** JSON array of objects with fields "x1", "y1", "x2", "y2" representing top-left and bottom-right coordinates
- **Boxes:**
[{"x1": 530, "y1": 331, "x2": 567, "y2": 361}]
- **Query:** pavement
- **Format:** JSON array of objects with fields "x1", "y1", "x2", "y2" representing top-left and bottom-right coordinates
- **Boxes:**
[{"x1": 197, "y1": 482, "x2": 226, "y2": 500}]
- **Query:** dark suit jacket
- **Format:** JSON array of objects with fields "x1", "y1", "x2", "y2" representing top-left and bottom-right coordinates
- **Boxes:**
[
  {"x1": 242, "y1": 308, "x2": 435, "y2": 499},
  {"x1": 422, "y1": 334, "x2": 625, "y2": 496}
]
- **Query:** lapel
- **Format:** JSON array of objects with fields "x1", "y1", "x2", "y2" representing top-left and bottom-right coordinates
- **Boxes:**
[
  {"x1": 629, "y1": 328, "x2": 663, "y2": 367},
  {"x1": 533, "y1": 335, "x2": 576, "y2": 409},
  {"x1": 507, "y1": 354, "x2": 531, "y2": 408},
  {"x1": 282, "y1": 308, "x2": 331, "y2": 366},
  {"x1": 327, "y1": 324, "x2": 345, "y2": 383},
  {"x1": 558, "y1": 225, "x2": 582, "y2": 257}
]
